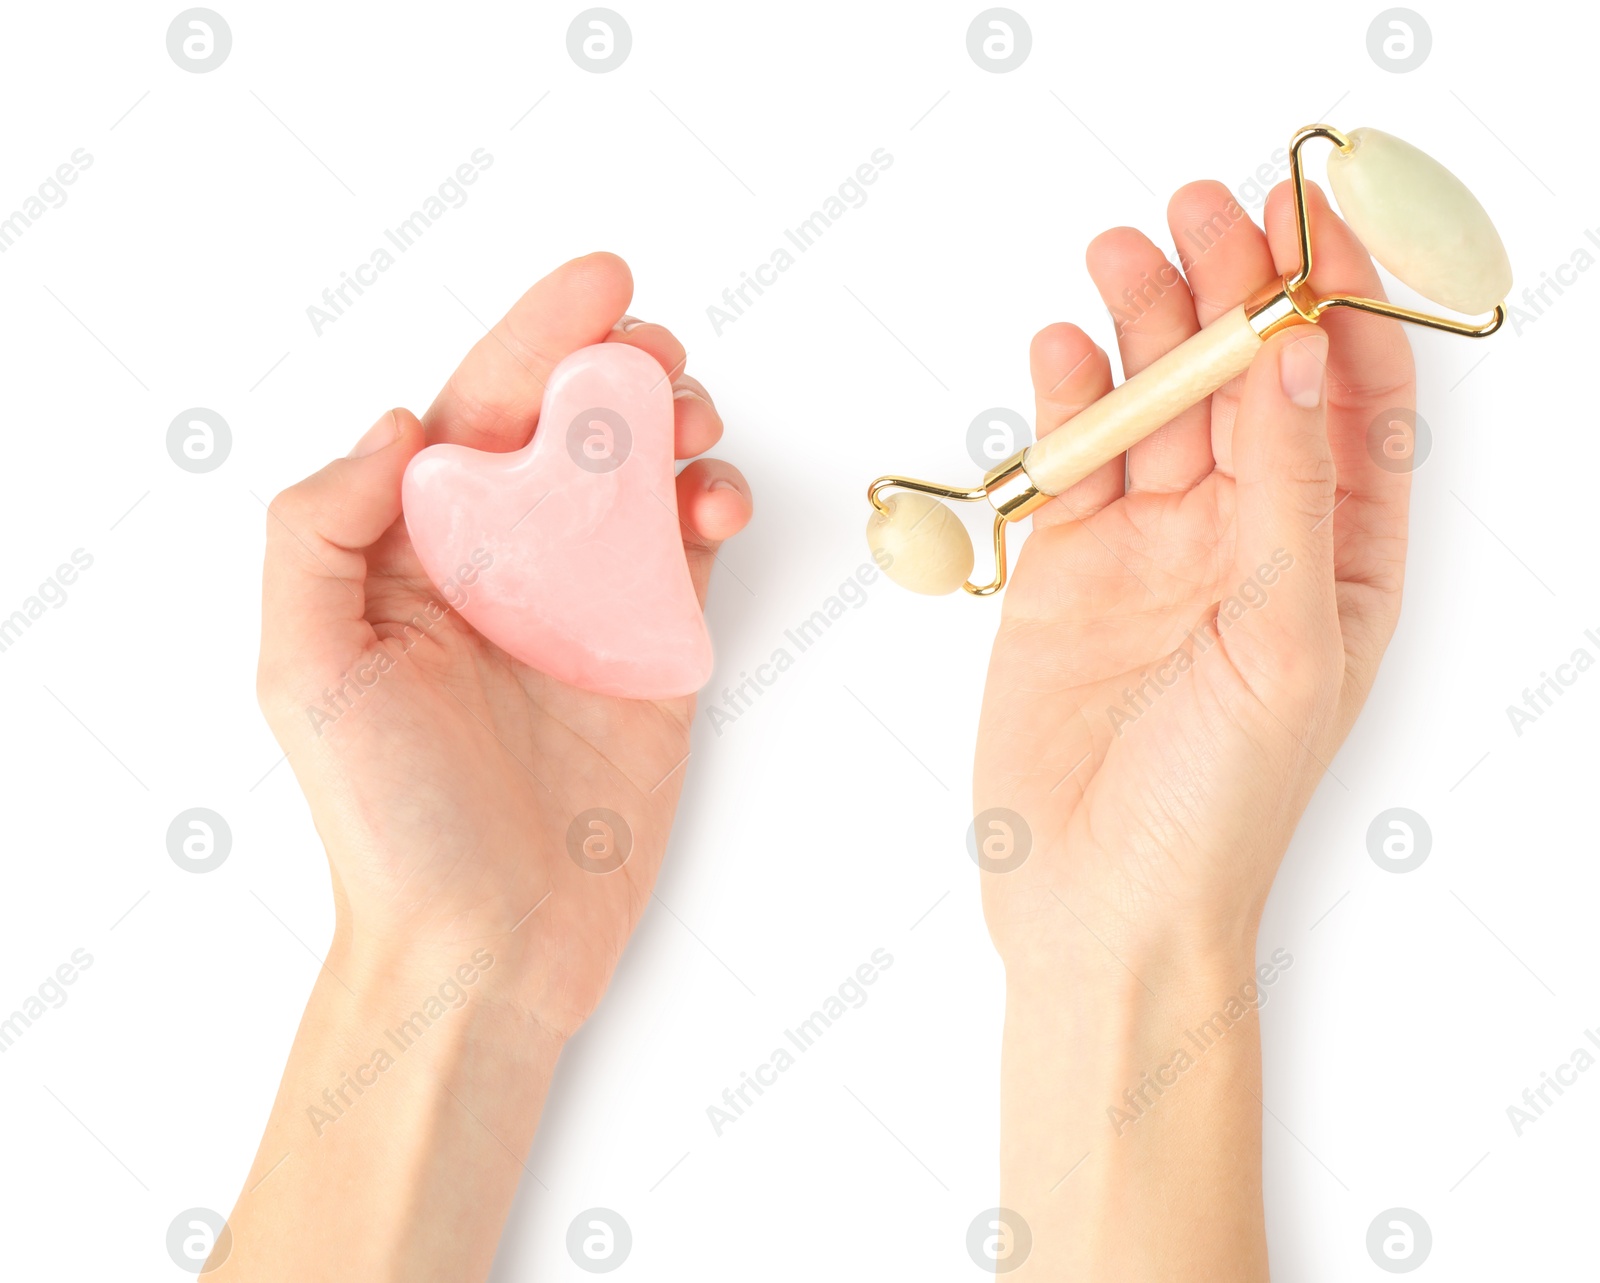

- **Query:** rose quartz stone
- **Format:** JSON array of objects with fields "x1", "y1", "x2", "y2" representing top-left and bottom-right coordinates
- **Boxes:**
[{"x1": 401, "y1": 343, "x2": 711, "y2": 700}]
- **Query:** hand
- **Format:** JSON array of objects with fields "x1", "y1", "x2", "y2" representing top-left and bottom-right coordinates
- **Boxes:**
[
  {"x1": 255, "y1": 252, "x2": 752, "y2": 1038},
  {"x1": 975, "y1": 180, "x2": 1415, "y2": 967}
]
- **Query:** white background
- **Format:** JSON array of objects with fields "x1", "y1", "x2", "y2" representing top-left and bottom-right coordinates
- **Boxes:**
[{"x1": 0, "y1": 1, "x2": 1593, "y2": 1277}]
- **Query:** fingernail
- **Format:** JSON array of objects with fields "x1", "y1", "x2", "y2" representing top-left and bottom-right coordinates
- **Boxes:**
[
  {"x1": 674, "y1": 375, "x2": 715, "y2": 408},
  {"x1": 708, "y1": 478, "x2": 740, "y2": 493},
  {"x1": 350, "y1": 409, "x2": 399, "y2": 458},
  {"x1": 1280, "y1": 332, "x2": 1328, "y2": 409},
  {"x1": 616, "y1": 315, "x2": 646, "y2": 333},
  {"x1": 673, "y1": 386, "x2": 710, "y2": 407}
]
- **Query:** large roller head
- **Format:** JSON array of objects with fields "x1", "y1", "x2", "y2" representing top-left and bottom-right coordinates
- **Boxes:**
[{"x1": 1326, "y1": 127, "x2": 1512, "y2": 316}]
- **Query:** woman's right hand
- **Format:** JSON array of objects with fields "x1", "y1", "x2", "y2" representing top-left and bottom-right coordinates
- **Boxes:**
[{"x1": 975, "y1": 179, "x2": 1415, "y2": 970}]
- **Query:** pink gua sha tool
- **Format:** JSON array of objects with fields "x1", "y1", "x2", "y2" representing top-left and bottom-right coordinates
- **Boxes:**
[{"x1": 402, "y1": 342, "x2": 712, "y2": 700}]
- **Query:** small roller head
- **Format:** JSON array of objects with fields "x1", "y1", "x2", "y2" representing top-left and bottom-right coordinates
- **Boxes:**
[
  {"x1": 866, "y1": 492, "x2": 974, "y2": 596},
  {"x1": 1326, "y1": 127, "x2": 1512, "y2": 316}
]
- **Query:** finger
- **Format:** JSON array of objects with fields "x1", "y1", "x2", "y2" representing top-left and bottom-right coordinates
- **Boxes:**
[
  {"x1": 1028, "y1": 322, "x2": 1119, "y2": 528},
  {"x1": 1166, "y1": 181, "x2": 1277, "y2": 324},
  {"x1": 259, "y1": 408, "x2": 426, "y2": 699},
  {"x1": 1224, "y1": 329, "x2": 1341, "y2": 714},
  {"x1": 604, "y1": 315, "x2": 687, "y2": 385},
  {"x1": 607, "y1": 317, "x2": 723, "y2": 456},
  {"x1": 1086, "y1": 228, "x2": 1212, "y2": 493},
  {"x1": 422, "y1": 252, "x2": 634, "y2": 450},
  {"x1": 1262, "y1": 181, "x2": 1415, "y2": 441},
  {"x1": 674, "y1": 459, "x2": 752, "y2": 605},
  {"x1": 672, "y1": 375, "x2": 724, "y2": 457},
  {"x1": 1166, "y1": 182, "x2": 1278, "y2": 477},
  {"x1": 1263, "y1": 180, "x2": 1414, "y2": 590}
]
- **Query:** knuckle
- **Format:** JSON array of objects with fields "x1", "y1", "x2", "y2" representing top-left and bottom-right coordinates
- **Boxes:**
[{"x1": 1287, "y1": 450, "x2": 1338, "y2": 494}]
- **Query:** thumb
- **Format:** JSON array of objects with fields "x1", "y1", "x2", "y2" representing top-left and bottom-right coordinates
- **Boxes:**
[
  {"x1": 1224, "y1": 328, "x2": 1341, "y2": 700},
  {"x1": 259, "y1": 408, "x2": 425, "y2": 698}
]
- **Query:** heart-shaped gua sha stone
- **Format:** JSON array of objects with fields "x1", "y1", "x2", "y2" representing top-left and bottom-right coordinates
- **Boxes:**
[{"x1": 402, "y1": 342, "x2": 712, "y2": 700}]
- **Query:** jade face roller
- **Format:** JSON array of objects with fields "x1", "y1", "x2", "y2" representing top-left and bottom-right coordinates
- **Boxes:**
[{"x1": 866, "y1": 124, "x2": 1512, "y2": 595}]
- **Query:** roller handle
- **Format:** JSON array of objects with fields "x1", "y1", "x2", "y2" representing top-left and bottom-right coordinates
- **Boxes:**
[{"x1": 1022, "y1": 303, "x2": 1264, "y2": 496}]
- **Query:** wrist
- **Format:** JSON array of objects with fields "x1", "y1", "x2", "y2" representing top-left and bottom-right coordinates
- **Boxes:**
[
  {"x1": 319, "y1": 930, "x2": 568, "y2": 1070},
  {"x1": 1000, "y1": 920, "x2": 1283, "y2": 1097},
  {"x1": 997, "y1": 928, "x2": 1275, "y2": 1281},
  {"x1": 217, "y1": 924, "x2": 564, "y2": 1280},
  {"x1": 995, "y1": 884, "x2": 1262, "y2": 997}
]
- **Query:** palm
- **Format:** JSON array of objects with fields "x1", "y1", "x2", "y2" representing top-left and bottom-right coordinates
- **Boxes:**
[
  {"x1": 330, "y1": 521, "x2": 691, "y2": 1020},
  {"x1": 981, "y1": 457, "x2": 1284, "y2": 924}
]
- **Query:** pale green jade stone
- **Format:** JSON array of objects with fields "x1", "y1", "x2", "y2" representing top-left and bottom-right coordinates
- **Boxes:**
[
  {"x1": 1326, "y1": 127, "x2": 1513, "y2": 316},
  {"x1": 866, "y1": 493, "x2": 974, "y2": 596}
]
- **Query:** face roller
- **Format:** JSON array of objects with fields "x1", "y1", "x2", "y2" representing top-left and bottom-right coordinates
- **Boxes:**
[{"x1": 866, "y1": 124, "x2": 1513, "y2": 596}]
